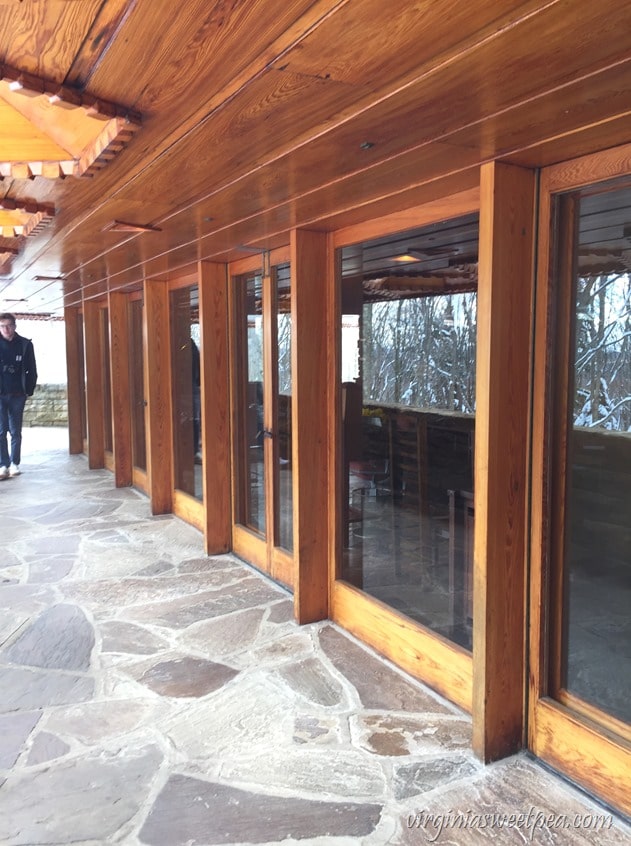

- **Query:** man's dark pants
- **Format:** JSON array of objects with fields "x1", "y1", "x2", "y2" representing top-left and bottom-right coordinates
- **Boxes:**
[{"x1": 0, "y1": 394, "x2": 27, "y2": 467}]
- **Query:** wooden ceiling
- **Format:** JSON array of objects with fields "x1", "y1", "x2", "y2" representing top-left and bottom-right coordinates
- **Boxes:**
[{"x1": 1, "y1": 0, "x2": 630, "y2": 316}]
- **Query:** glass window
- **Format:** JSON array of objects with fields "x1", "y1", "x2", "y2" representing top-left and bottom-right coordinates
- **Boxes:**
[
  {"x1": 170, "y1": 285, "x2": 202, "y2": 500},
  {"x1": 552, "y1": 181, "x2": 631, "y2": 724},
  {"x1": 340, "y1": 213, "x2": 479, "y2": 650}
]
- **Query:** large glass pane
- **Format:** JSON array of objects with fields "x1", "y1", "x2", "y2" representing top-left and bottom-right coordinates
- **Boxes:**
[
  {"x1": 128, "y1": 298, "x2": 146, "y2": 471},
  {"x1": 101, "y1": 307, "x2": 113, "y2": 452},
  {"x1": 274, "y1": 264, "x2": 293, "y2": 552},
  {"x1": 340, "y1": 214, "x2": 478, "y2": 650},
  {"x1": 235, "y1": 272, "x2": 266, "y2": 534},
  {"x1": 170, "y1": 285, "x2": 202, "y2": 500},
  {"x1": 556, "y1": 181, "x2": 631, "y2": 724},
  {"x1": 78, "y1": 314, "x2": 87, "y2": 443}
]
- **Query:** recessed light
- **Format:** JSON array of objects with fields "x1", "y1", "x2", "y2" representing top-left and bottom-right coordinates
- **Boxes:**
[{"x1": 102, "y1": 220, "x2": 162, "y2": 233}]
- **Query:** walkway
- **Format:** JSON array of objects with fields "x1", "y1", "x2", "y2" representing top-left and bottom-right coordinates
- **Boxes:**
[{"x1": 1, "y1": 429, "x2": 629, "y2": 845}]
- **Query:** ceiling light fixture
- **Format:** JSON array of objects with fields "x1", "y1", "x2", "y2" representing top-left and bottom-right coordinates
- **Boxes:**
[
  {"x1": 393, "y1": 254, "x2": 420, "y2": 263},
  {"x1": 102, "y1": 220, "x2": 162, "y2": 233}
]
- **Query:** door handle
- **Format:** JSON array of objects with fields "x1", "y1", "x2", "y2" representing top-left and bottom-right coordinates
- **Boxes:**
[{"x1": 262, "y1": 429, "x2": 274, "y2": 439}]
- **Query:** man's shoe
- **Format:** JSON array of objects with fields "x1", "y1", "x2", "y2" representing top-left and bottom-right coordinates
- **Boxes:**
[
  {"x1": 0, "y1": 466, "x2": 8, "y2": 479},
  {"x1": 9, "y1": 464, "x2": 20, "y2": 477}
]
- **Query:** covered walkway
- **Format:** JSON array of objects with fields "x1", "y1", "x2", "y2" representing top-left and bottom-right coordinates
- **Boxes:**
[{"x1": 0, "y1": 430, "x2": 629, "y2": 845}]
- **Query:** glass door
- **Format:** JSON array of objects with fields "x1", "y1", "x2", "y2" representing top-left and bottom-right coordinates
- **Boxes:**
[
  {"x1": 231, "y1": 256, "x2": 294, "y2": 588},
  {"x1": 128, "y1": 296, "x2": 147, "y2": 485},
  {"x1": 333, "y1": 212, "x2": 479, "y2": 709},
  {"x1": 100, "y1": 306, "x2": 113, "y2": 467},
  {"x1": 170, "y1": 284, "x2": 202, "y2": 502},
  {"x1": 530, "y1": 162, "x2": 631, "y2": 815}
]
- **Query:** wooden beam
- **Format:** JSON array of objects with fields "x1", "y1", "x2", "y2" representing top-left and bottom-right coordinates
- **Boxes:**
[
  {"x1": 198, "y1": 260, "x2": 231, "y2": 553},
  {"x1": 82, "y1": 299, "x2": 105, "y2": 469},
  {"x1": 472, "y1": 161, "x2": 535, "y2": 761},
  {"x1": 291, "y1": 228, "x2": 330, "y2": 623},
  {"x1": 64, "y1": 306, "x2": 84, "y2": 455},
  {"x1": 108, "y1": 290, "x2": 132, "y2": 486},
  {"x1": 143, "y1": 278, "x2": 173, "y2": 514}
]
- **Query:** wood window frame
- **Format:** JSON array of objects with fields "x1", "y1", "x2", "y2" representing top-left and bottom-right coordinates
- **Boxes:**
[
  {"x1": 329, "y1": 188, "x2": 481, "y2": 714},
  {"x1": 529, "y1": 142, "x2": 631, "y2": 815},
  {"x1": 167, "y1": 273, "x2": 204, "y2": 532}
]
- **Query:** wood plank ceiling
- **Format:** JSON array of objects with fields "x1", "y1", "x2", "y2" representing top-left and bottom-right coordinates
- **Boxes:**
[{"x1": 1, "y1": 0, "x2": 630, "y2": 316}]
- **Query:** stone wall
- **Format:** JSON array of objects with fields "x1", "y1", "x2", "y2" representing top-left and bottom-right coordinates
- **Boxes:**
[{"x1": 23, "y1": 384, "x2": 68, "y2": 427}]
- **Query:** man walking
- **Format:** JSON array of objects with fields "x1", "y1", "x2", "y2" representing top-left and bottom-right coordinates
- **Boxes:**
[{"x1": 0, "y1": 313, "x2": 37, "y2": 479}]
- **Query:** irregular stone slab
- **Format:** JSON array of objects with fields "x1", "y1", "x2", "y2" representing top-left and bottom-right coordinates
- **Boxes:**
[
  {"x1": 0, "y1": 711, "x2": 41, "y2": 767},
  {"x1": 138, "y1": 656, "x2": 239, "y2": 698},
  {"x1": 100, "y1": 621, "x2": 169, "y2": 655},
  {"x1": 138, "y1": 775, "x2": 382, "y2": 844},
  {"x1": 24, "y1": 535, "x2": 81, "y2": 555},
  {"x1": 64, "y1": 572, "x2": 247, "y2": 608},
  {"x1": 319, "y1": 626, "x2": 454, "y2": 714},
  {"x1": 26, "y1": 731, "x2": 71, "y2": 765},
  {"x1": 27, "y1": 556, "x2": 75, "y2": 583},
  {"x1": 34, "y1": 498, "x2": 120, "y2": 525},
  {"x1": 267, "y1": 599, "x2": 295, "y2": 623},
  {"x1": 0, "y1": 667, "x2": 94, "y2": 713},
  {"x1": 219, "y1": 747, "x2": 386, "y2": 800},
  {"x1": 393, "y1": 755, "x2": 480, "y2": 800},
  {"x1": 276, "y1": 657, "x2": 346, "y2": 706},
  {"x1": 395, "y1": 754, "x2": 631, "y2": 846},
  {"x1": 177, "y1": 608, "x2": 265, "y2": 657},
  {"x1": 136, "y1": 560, "x2": 175, "y2": 576},
  {"x1": 159, "y1": 676, "x2": 296, "y2": 760},
  {"x1": 246, "y1": 630, "x2": 315, "y2": 668},
  {"x1": 124, "y1": 577, "x2": 285, "y2": 629},
  {"x1": 0, "y1": 549, "x2": 23, "y2": 568},
  {"x1": 293, "y1": 714, "x2": 341, "y2": 745},
  {"x1": 44, "y1": 699, "x2": 152, "y2": 744},
  {"x1": 0, "y1": 745, "x2": 163, "y2": 845},
  {"x1": 75, "y1": 543, "x2": 181, "y2": 580},
  {"x1": 355, "y1": 714, "x2": 472, "y2": 756},
  {"x1": 178, "y1": 555, "x2": 244, "y2": 574},
  {"x1": 3, "y1": 604, "x2": 95, "y2": 671}
]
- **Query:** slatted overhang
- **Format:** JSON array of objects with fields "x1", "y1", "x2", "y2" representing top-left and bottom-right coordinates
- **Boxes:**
[{"x1": 0, "y1": 0, "x2": 630, "y2": 315}]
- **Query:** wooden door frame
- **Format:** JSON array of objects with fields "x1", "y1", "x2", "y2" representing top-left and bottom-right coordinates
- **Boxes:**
[
  {"x1": 167, "y1": 274, "x2": 204, "y2": 532},
  {"x1": 328, "y1": 188, "x2": 481, "y2": 713},
  {"x1": 228, "y1": 247, "x2": 294, "y2": 585},
  {"x1": 127, "y1": 291, "x2": 149, "y2": 494},
  {"x1": 529, "y1": 142, "x2": 631, "y2": 815}
]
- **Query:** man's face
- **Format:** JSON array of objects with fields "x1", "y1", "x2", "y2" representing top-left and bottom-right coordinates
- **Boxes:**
[{"x1": 0, "y1": 320, "x2": 16, "y2": 341}]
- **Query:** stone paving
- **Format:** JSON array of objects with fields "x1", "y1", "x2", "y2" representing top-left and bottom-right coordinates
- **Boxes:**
[{"x1": 1, "y1": 428, "x2": 630, "y2": 846}]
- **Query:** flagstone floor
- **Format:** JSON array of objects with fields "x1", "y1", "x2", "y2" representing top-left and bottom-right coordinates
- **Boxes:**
[{"x1": 0, "y1": 428, "x2": 629, "y2": 846}]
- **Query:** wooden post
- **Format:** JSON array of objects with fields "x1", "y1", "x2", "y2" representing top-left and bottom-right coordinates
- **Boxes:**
[
  {"x1": 291, "y1": 228, "x2": 330, "y2": 623},
  {"x1": 143, "y1": 278, "x2": 173, "y2": 514},
  {"x1": 473, "y1": 161, "x2": 535, "y2": 761},
  {"x1": 82, "y1": 299, "x2": 105, "y2": 469},
  {"x1": 64, "y1": 306, "x2": 84, "y2": 455},
  {"x1": 108, "y1": 291, "x2": 132, "y2": 486},
  {"x1": 198, "y1": 260, "x2": 231, "y2": 553}
]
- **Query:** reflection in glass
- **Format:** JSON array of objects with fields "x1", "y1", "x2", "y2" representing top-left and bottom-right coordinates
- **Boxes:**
[
  {"x1": 556, "y1": 182, "x2": 631, "y2": 724},
  {"x1": 170, "y1": 285, "x2": 203, "y2": 500},
  {"x1": 78, "y1": 314, "x2": 87, "y2": 443},
  {"x1": 275, "y1": 265, "x2": 293, "y2": 552},
  {"x1": 235, "y1": 273, "x2": 266, "y2": 534},
  {"x1": 340, "y1": 214, "x2": 479, "y2": 650},
  {"x1": 128, "y1": 298, "x2": 146, "y2": 471},
  {"x1": 101, "y1": 307, "x2": 113, "y2": 452}
]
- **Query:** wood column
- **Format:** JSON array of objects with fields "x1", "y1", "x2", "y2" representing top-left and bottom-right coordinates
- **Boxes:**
[
  {"x1": 143, "y1": 278, "x2": 173, "y2": 515},
  {"x1": 199, "y1": 260, "x2": 231, "y2": 553},
  {"x1": 64, "y1": 306, "x2": 84, "y2": 455},
  {"x1": 82, "y1": 299, "x2": 105, "y2": 469},
  {"x1": 473, "y1": 161, "x2": 536, "y2": 760},
  {"x1": 291, "y1": 228, "x2": 330, "y2": 623},
  {"x1": 108, "y1": 291, "x2": 132, "y2": 486}
]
